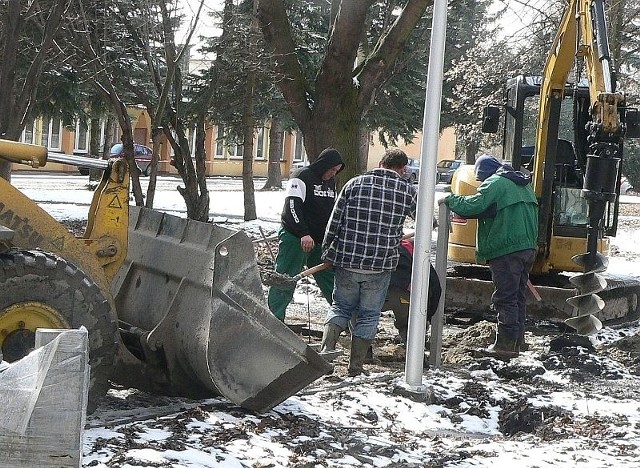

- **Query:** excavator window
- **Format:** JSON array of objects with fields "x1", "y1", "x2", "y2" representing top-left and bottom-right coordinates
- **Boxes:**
[
  {"x1": 481, "y1": 106, "x2": 500, "y2": 133},
  {"x1": 554, "y1": 139, "x2": 580, "y2": 187}
]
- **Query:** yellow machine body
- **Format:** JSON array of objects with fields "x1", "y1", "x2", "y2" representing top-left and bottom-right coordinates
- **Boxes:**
[{"x1": 0, "y1": 139, "x2": 330, "y2": 413}]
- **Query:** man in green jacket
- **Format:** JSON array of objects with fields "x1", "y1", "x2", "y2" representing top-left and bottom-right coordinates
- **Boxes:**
[{"x1": 442, "y1": 155, "x2": 538, "y2": 357}]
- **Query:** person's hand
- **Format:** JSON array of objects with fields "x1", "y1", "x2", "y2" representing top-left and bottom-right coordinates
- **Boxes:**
[
  {"x1": 438, "y1": 196, "x2": 449, "y2": 206},
  {"x1": 300, "y1": 235, "x2": 315, "y2": 253}
]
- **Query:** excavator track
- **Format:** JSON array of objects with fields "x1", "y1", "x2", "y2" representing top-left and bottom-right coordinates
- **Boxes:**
[{"x1": 444, "y1": 265, "x2": 640, "y2": 327}]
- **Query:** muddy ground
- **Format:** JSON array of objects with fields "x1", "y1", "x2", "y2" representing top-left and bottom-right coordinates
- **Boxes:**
[
  {"x1": 76, "y1": 200, "x2": 640, "y2": 466},
  {"x1": 255, "y1": 200, "x2": 640, "y2": 381}
]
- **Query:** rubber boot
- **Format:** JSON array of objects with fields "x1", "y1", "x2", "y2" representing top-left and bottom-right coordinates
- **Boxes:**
[
  {"x1": 486, "y1": 332, "x2": 519, "y2": 359},
  {"x1": 516, "y1": 333, "x2": 529, "y2": 352},
  {"x1": 348, "y1": 337, "x2": 372, "y2": 376},
  {"x1": 365, "y1": 344, "x2": 380, "y2": 364},
  {"x1": 319, "y1": 323, "x2": 344, "y2": 361}
]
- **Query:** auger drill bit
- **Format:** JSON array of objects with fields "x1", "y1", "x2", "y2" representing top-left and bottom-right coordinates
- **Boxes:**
[{"x1": 565, "y1": 145, "x2": 620, "y2": 335}]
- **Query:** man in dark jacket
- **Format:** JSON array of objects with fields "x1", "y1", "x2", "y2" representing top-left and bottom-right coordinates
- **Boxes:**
[
  {"x1": 442, "y1": 155, "x2": 538, "y2": 357},
  {"x1": 385, "y1": 238, "x2": 441, "y2": 344},
  {"x1": 268, "y1": 148, "x2": 345, "y2": 321}
]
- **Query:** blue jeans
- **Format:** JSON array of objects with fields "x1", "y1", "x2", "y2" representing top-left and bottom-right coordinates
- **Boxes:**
[{"x1": 325, "y1": 267, "x2": 391, "y2": 341}]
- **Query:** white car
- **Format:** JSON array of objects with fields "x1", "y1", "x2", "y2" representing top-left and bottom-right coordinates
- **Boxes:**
[{"x1": 621, "y1": 176, "x2": 633, "y2": 194}]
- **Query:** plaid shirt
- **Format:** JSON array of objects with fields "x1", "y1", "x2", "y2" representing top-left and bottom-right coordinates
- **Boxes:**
[{"x1": 322, "y1": 168, "x2": 417, "y2": 271}]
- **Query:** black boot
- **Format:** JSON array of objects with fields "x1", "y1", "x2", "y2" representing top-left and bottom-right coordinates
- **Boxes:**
[
  {"x1": 486, "y1": 332, "x2": 519, "y2": 359},
  {"x1": 365, "y1": 345, "x2": 375, "y2": 364},
  {"x1": 472, "y1": 328, "x2": 519, "y2": 360},
  {"x1": 516, "y1": 333, "x2": 529, "y2": 352},
  {"x1": 319, "y1": 323, "x2": 344, "y2": 361},
  {"x1": 348, "y1": 337, "x2": 372, "y2": 376}
]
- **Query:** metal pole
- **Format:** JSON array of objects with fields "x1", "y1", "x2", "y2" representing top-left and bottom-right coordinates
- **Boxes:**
[
  {"x1": 403, "y1": 0, "x2": 449, "y2": 390},
  {"x1": 429, "y1": 204, "x2": 450, "y2": 367}
]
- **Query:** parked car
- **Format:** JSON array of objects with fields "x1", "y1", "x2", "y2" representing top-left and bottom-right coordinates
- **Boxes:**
[
  {"x1": 404, "y1": 158, "x2": 420, "y2": 183},
  {"x1": 621, "y1": 176, "x2": 634, "y2": 194},
  {"x1": 436, "y1": 159, "x2": 462, "y2": 184},
  {"x1": 110, "y1": 143, "x2": 154, "y2": 176}
]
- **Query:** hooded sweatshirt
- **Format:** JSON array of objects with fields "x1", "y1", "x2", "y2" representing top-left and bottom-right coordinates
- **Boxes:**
[
  {"x1": 446, "y1": 157, "x2": 539, "y2": 262},
  {"x1": 281, "y1": 148, "x2": 345, "y2": 243}
]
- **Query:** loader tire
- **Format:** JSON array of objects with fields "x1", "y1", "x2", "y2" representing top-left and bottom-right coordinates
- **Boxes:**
[{"x1": 0, "y1": 249, "x2": 118, "y2": 413}]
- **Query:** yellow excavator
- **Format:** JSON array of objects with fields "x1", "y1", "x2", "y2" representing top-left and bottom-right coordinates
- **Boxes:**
[
  {"x1": 446, "y1": 0, "x2": 640, "y2": 333},
  {"x1": 0, "y1": 140, "x2": 331, "y2": 412}
]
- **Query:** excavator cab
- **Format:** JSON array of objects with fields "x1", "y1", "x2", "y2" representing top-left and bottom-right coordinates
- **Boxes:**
[{"x1": 466, "y1": 76, "x2": 611, "y2": 275}]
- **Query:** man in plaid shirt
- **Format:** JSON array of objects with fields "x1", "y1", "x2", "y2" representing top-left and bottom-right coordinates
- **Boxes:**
[{"x1": 320, "y1": 148, "x2": 417, "y2": 376}]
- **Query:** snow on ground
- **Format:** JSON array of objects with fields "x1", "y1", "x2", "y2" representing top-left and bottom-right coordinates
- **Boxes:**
[{"x1": 9, "y1": 172, "x2": 640, "y2": 467}]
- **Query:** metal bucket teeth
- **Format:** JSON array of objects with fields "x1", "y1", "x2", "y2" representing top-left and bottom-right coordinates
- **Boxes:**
[{"x1": 569, "y1": 273, "x2": 607, "y2": 295}]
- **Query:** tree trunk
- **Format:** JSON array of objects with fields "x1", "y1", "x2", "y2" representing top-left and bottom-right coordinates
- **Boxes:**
[
  {"x1": 241, "y1": 0, "x2": 259, "y2": 221},
  {"x1": 358, "y1": 128, "x2": 370, "y2": 174},
  {"x1": 145, "y1": 126, "x2": 163, "y2": 209},
  {"x1": 111, "y1": 100, "x2": 143, "y2": 206},
  {"x1": 464, "y1": 139, "x2": 480, "y2": 164},
  {"x1": 257, "y1": 0, "x2": 432, "y2": 183},
  {"x1": 174, "y1": 118, "x2": 210, "y2": 222},
  {"x1": 242, "y1": 121, "x2": 257, "y2": 221},
  {"x1": 262, "y1": 118, "x2": 283, "y2": 189},
  {"x1": 299, "y1": 85, "x2": 361, "y2": 183}
]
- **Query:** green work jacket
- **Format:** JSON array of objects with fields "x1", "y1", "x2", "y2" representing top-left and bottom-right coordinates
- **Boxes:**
[{"x1": 446, "y1": 174, "x2": 538, "y2": 263}]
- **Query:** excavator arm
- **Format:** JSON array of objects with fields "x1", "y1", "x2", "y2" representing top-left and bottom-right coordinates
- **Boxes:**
[
  {"x1": 533, "y1": 0, "x2": 631, "y2": 334},
  {"x1": 449, "y1": 0, "x2": 640, "y2": 333}
]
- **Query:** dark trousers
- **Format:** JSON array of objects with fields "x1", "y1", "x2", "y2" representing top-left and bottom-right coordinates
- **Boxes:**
[{"x1": 487, "y1": 249, "x2": 536, "y2": 340}]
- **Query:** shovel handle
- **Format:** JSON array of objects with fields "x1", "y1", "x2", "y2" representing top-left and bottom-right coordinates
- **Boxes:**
[
  {"x1": 297, "y1": 262, "x2": 332, "y2": 279},
  {"x1": 527, "y1": 279, "x2": 542, "y2": 302}
]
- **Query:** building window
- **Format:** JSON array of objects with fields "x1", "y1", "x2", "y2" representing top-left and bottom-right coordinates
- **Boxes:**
[
  {"x1": 255, "y1": 127, "x2": 266, "y2": 160},
  {"x1": 215, "y1": 126, "x2": 225, "y2": 159},
  {"x1": 75, "y1": 121, "x2": 89, "y2": 153},
  {"x1": 40, "y1": 116, "x2": 62, "y2": 151},
  {"x1": 293, "y1": 131, "x2": 305, "y2": 162},
  {"x1": 230, "y1": 142, "x2": 244, "y2": 159},
  {"x1": 22, "y1": 121, "x2": 35, "y2": 144}
]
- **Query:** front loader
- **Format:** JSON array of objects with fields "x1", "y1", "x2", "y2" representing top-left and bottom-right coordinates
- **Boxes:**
[
  {"x1": 0, "y1": 139, "x2": 331, "y2": 413},
  {"x1": 446, "y1": 0, "x2": 640, "y2": 334}
]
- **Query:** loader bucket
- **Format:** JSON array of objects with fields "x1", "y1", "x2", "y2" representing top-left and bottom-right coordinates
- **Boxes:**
[{"x1": 110, "y1": 207, "x2": 331, "y2": 412}]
